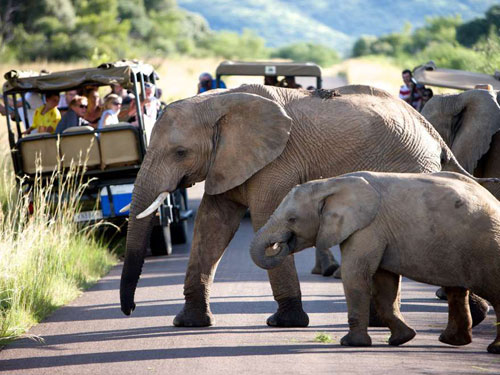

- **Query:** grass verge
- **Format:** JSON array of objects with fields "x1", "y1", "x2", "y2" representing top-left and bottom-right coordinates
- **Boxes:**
[{"x1": 0, "y1": 155, "x2": 118, "y2": 347}]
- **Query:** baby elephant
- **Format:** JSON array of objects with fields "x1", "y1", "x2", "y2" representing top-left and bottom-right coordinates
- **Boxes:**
[{"x1": 250, "y1": 171, "x2": 500, "y2": 354}]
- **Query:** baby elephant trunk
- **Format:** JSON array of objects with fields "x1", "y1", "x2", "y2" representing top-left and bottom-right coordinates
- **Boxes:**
[{"x1": 250, "y1": 226, "x2": 293, "y2": 269}]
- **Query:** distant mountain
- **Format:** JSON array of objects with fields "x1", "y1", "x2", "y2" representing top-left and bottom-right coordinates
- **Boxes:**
[{"x1": 177, "y1": 0, "x2": 498, "y2": 55}]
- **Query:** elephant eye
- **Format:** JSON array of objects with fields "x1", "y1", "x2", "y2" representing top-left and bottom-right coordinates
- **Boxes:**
[
  {"x1": 288, "y1": 217, "x2": 297, "y2": 224},
  {"x1": 175, "y1": 148, "x2": 187, "y2": 158}
]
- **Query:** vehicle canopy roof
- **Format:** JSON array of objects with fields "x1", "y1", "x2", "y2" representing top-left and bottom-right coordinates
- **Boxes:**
[
  {"x1": 413, "y1": 61, "x2": 500, "y2": 90},
  {"x1": 2, "y1": 60, "x2": 156, "y2": 94},
  {"x1": 216, "y1": 61, "x2": 322, "y2": 77}
]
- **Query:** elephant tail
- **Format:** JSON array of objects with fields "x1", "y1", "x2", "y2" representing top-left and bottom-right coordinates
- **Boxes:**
[{"x1": 440, "y1": 147, "x2": 500, "y2": 185}]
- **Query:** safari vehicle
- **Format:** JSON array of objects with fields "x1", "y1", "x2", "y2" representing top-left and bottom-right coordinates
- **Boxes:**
[
  {"x1": 413, "y1": 61, "x2": 500, "y2": 90},
  {"x1": 2, "y1": 61, "x2": 190, "y2": 255},
  {"x1": 215, "y1": 60, "x2": 323, "y2": 89}
]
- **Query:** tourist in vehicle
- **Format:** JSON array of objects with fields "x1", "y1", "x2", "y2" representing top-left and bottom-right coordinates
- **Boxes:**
[
  {"x1": 84, "y1": 87, "x2": 103, "y2": 126},
  {"x1": 97, "y1": 94, "x2": 122, "y2": 129},
  {"x1": 399, "y1": 69, "x2": 414, "y2": 105},
  {"x1": 106, "y1": 83, "x2": 128, "y2": 101},
  {"x1": 412, "y1": 83, "x2": 425, "y2": 111},
  {"x1": 197, "y1": 72, "x2": 226, "y2": 93},
  {"x1": 2, "y1": 91, "x2": 44, "y2": 129},
  {"x1": 420, "y1": 88, "x2": 433, "y2": 111},
  {"x1": 279, "y1": 76, "x2": 302, "y2": 88},
  {"x1": 264, "y1": 76, "x2": 278, "y2": 86},
  {"x1": 58, "y1": 90, "x2": 78, "y2": 109},
  {"x1": 55, "y1": 95, "x2": 89, "y2": 134},
  {"x1": 22, "y1": 91, "x2": 61, "y2": 135}
]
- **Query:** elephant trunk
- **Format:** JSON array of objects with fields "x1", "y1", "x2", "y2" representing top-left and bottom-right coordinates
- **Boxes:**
[
  {"x1": 120, "y1": 179, "x2": 157, "y2": 316},
  {"x1": 250, "y1": 221, "x2": 293, "y2": 270}
]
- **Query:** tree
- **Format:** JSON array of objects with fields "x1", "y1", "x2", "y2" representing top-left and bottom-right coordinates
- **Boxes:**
[
  {"x1": 0, "y1": 0, "x2": 21, "y2": 51},
  {"x1": 273, "y1": 42, "x2": 339, "y2": 67}
]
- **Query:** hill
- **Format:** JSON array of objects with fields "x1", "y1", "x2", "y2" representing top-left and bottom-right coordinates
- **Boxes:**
[{"x1": 177, "y1": 0, "x2": 498, "y2": 54}]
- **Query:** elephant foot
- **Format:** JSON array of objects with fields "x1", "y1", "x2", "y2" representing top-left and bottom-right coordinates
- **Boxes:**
[
  {"x1": 469, "y1": 293, "x2": 489, "y2": 328},
  {"x1": 311, "y1": 248, "x2": 339, "y2": 277},
  {"x1": 311, "y1": 264, "x2": 322, "y2": 275},
  {"x1": 267, "y1": 297, "x2": 309, "y2": 327},
  {"x1": 436, "y1": 287, "x2": 447, "y2": 300},
  {"x1": 436, "y1": 289, "x2": 489, "y2": 327},
  {"x1": 439, "y1": 328, "x2": 472, "y2": 346},
  {"x1": 340, "y1": 331, "x2": 372, "y2": 347},
  {"x1": 388, "y1": 326, "x2": 416, "y2": 346},
  {"x1": 487, "y1": 341, "x2": 500, "y2": 354},
  {"x1": 173, "y1": 306, "x2": 215, "y2": 327},
  {"x1": 332, "y1": 267, "x2": 342, "y2": 279}
]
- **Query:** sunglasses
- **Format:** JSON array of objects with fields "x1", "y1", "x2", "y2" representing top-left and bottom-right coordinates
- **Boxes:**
[
  {"x1": 112, "y1": 101, "x2": 122, "y2": 105},
  {"x1": 79, "y1": 104, "x2": 88, "y2": 109}
]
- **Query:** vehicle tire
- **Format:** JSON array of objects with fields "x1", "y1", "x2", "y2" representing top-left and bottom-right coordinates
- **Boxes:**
[
  {"x1": 171, "y1": 190, "x2": 188, "y2": 245},
  {"x1": 150, "y1": 223, "x2": 173, "y2": 256}
]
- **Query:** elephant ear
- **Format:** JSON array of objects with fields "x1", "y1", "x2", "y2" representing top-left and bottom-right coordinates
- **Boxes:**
[
  {"x1": 425, "y1": 90, "x2": 500, "y2": 173},
  {"x1": 205, "y1": 92, "x2": 293, "y2": 195},
  {"x1": 315, "y1": 176, "x2": 380, "y2": 249}
]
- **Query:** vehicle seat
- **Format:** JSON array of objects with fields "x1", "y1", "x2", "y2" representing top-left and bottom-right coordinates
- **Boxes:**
[
  {"x1": 19, "y1": 133, "x2": 59, "y2": 174},
  {"x1": 99, "y1": 123, "x2": 141, "y2": 168},
  {"x1": 60, "y1": 126, "x2": 101, "y2": 169}
]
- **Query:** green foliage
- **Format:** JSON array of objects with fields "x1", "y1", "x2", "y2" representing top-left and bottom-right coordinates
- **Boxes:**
[
  {"x1": 272, "y1": 42, "x2": 340, "y2": 67},
  {"x1": 200, "y1": 29, "x2": 270, "y2": 60},
  {"x1": 0, "y1": 0, "x2": 339, "y2": 63},
  {"x1": 314, "y1": 332, "x2": 333, "y2": 343},
  {"x1": 352, "y1": 5, "x2": 500, "y2": 74}
]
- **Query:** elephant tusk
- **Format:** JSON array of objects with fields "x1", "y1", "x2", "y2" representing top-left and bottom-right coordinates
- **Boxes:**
[
  {"x1": 265, "y1": 242, "x2": 282, "y2": 257},
  {"x1": 137, "y1": 192, "x2": 170, "y2": 219},
  {"x1": 119, "y1": 203, "x2": 131, "y2": 213}
]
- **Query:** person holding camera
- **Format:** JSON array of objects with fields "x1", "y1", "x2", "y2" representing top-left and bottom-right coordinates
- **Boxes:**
[{"x1": 197, "y1": 72, "x2": 226, "y2": 94}]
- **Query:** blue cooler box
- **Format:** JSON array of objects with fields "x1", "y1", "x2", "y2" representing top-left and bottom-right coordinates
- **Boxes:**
[{"x1": 100, "y1": 184, "x2": 134, "y2": 217}]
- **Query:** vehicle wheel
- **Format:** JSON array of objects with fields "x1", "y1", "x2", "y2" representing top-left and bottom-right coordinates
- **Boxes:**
[
  {"x1": 150, "y1": 224, "x2": 173, "y2": 256},
  {"x1": 171, "y1": 191, "x2": 188, "y2": 245}
]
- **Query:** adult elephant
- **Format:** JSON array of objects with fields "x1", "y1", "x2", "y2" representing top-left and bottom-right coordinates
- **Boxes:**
[
  {"x1": 421, "y1": 89, "x2": 500, "y2": 199},
  {"x1": 120, "y1": 84, "x2": 481, "y2": 329}
]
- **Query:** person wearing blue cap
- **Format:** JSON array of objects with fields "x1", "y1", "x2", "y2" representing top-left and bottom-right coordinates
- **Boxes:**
[{"x1": 197, "y1": 72, "x2": 226, "y2": 94}]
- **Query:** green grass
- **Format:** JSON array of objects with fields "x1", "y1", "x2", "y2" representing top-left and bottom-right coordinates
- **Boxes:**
[
  {"x1": 0, "y1": 153, "x2": 118, "y2": 346},
  {"x1": 314, "y1": 332, "x2": 333, "y2": 343}
]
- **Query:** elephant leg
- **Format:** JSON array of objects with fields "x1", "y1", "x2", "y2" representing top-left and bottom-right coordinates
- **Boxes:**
[
  {"x1": 311, "y1": 247, "x2": 339, "y2": 277},
  {"x1": 487, "y1": 302, "x2": 500, "y2": 354},
  {"x1": 174, "y1": 194, "x2": 247, "y2": 327},
  {"x1": 372, "y1": 269, "x2": 416, "y2": 346},
  {"x1": 250, "y1": 210, "x2": 309, "y2": 327},
  {"x1": 435, "y1": 287, "x2": 489, "y2": 327},
  {"x1": 266, "y1": 256, "x2": 309, "y2": 327},
  {"x1": 439, "y1": 287, "x2": 472, "y2": 346},
  {"x1": 340, "y1": 260, "x2": 372, "y2": 346}
]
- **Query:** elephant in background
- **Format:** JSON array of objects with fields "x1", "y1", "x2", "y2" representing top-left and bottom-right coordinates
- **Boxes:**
[
  {"x1": 250, "y1": 171, "x2": 500, "y2": 354},
  {"x1": 421, "y1": 88, "x2": 500, "y2": 199},
  {"x1": 120, "y1": 83, "x2": 486, "y2": 331}
]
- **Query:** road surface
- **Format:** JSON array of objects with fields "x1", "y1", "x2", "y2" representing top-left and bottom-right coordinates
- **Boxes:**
[{"x1": 1, "y1": 183, "x2": 499, "y2": 374}]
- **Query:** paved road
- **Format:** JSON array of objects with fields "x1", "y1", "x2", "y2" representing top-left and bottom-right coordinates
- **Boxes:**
[{"x1": 1, "y1": 183, "x2": 499, "y2": 374}]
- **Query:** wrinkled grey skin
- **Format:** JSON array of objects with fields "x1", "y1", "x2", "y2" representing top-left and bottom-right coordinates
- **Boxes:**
[
  {"x1": 120, "y1": 84, "x2": 475, "y2": 329},
  {"x1": 422, "y1": 89, "x2": 500, "y2": 199},
  {"x1": 251, "y1": 171, "x2": 500, "y2": 354}
]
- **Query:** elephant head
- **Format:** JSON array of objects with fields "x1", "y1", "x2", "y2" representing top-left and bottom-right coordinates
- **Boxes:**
[
  {"x1": 250, "y1": 175, "x2": 380, "y2": 270},
  {"x1": 421, "y1": 89, "x2": 500, "y2": 173},
  {"x1": 120, "y1": 90, "x2": 293, "y2": 315}
]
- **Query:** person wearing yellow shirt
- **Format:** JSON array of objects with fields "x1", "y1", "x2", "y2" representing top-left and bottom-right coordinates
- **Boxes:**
[{"x1": 22, "y1": 91, "x2": 61, "y2": 135}]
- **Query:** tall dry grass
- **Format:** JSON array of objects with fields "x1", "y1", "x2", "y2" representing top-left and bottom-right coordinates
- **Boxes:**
[{"x1": 0, "y1": 154, "x2": 117, "y2": 345}]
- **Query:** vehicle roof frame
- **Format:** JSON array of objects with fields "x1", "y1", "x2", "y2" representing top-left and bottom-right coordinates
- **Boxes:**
[
  {"x1": 215, "y1": 60, "x2": 323, "y2": 89},
  {"x1": 2, "y1": 61, "x2": 157, "y2": 178}
]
